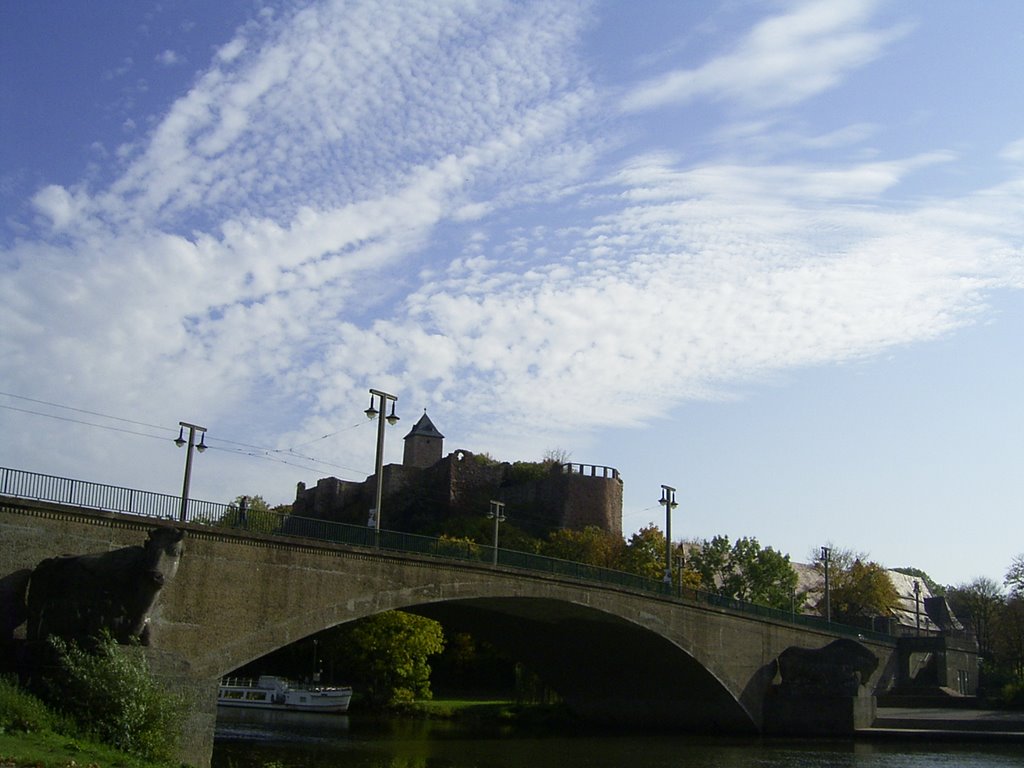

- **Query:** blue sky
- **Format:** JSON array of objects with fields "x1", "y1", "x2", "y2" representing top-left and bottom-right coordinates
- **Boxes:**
[{"x1": 2, "y1": 1, "x2": 1022, "y2": 588}]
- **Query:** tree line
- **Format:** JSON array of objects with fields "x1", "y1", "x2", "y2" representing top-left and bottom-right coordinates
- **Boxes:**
[{"x1": 943, "y1": 555, "x2": 1024, "y2": 703}]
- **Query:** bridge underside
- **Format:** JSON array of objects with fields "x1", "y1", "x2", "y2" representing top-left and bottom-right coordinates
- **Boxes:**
[{"x1": 408, "y1": 597, "x2": 756, "y2": 733}]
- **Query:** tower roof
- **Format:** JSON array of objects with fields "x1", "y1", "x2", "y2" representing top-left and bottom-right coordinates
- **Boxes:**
[{"x1": 404, "y1": 411, "x2": 444, "y2": 441}]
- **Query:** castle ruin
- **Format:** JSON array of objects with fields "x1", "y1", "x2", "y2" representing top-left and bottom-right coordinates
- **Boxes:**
[{"x1": 292, "y1": 412, "x2": 623, "y2": 538}]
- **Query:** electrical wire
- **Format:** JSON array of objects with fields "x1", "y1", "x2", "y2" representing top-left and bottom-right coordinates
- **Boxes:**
[{"x1": 0, "y1": 392, "x2": 373, "y2": 478}]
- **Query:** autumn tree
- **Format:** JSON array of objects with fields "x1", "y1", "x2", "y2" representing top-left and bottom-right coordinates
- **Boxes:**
[
  {"x1": 814, "y1": 547, "x2": 899, "y2": 623},
  {"x1": 686, "y1": 535, "x2": 801, "y2": 610},
  {"x1": 543, "y1": 526, "x2": 625, "y2": 569},
  {"x1": 617, "y1": 524, "x2": 667, "y2": 581}
]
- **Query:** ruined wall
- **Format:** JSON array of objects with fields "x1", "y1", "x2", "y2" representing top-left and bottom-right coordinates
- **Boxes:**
[{"x1": 290, "y1": 453, "x2": 623, "y2": 538}]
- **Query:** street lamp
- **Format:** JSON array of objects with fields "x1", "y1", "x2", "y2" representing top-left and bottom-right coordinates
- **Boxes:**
[
  {"x1": 914, "y1": 580, "x2": 921, "y2": 636},
  {"x1": 175, "y1": 421, "x2": 207, "y2": 522},
  {"x1": 364, "y1": 389, "x2": 399, "y2": 535},
  {"x1": 821, "y1": 546, "x2": 832, "y2": 623},
  {"x1": 488, "y1": 500, "x2": 506, "y2": 566},
  {"x1": 659, "y1": 485, "x2": 678, "y2": 585}
]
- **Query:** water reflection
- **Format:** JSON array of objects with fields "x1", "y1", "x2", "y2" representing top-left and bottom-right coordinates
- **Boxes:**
[{"x1": 213, "y1": 709, "x2": 1023, "y2": 768}]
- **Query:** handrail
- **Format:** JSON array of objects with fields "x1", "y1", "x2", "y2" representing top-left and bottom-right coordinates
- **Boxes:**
[{"x1": 1, "y1": 465, "x2": 893, "y2": 643}]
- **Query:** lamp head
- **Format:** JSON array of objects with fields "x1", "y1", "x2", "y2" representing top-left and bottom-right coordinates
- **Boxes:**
[
  {"x1": 196, "y1": 433, "x2": 207, "y2": 453},
  {"x1": 174, "y1": 426, "x2": 186, "y2": 448},
  {"x1": 385, "y1": 401, "x2": 399, "y2": 425},
  {"x1": 364, "y1": 394, "x2": 379, "y2": 420}
]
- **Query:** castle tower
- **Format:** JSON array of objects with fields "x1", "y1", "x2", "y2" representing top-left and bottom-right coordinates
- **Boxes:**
[{"x1": 403, "y1": 411, "x2": 444, "y2": 469}]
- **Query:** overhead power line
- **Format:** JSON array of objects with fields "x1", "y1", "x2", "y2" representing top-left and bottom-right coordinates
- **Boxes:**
[{"x1": 0, "y1": 391, "x2": 372, "y2": 479}]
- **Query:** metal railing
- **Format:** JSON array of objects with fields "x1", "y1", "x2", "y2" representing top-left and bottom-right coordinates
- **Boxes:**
[
  {"x1": 1, "y1": 465, "x2": 894, "y2": 643},
  {"x1": 0, "y1": 465, "x2": 231, "y2": 521}
]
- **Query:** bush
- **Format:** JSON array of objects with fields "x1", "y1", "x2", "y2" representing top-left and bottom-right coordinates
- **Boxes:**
[
  {"x1": 40, "y1": 632, "x2": 183, "y2": 762},
  {"x1": 1001, "y1": 678, "x2": 1024, "y2": 709}
]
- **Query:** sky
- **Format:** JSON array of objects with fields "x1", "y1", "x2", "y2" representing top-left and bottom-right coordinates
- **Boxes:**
[{"x1": 1, "y1": 0, "x2": 1022, "y2": 589}]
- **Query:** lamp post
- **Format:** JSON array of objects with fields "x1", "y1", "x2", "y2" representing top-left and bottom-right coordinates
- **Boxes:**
[
  {"x1": 488, "y1": 500, "x2": 506, "y2": 566},
  {"x1": 175, "y1": 421, "x2": 207, "y2": 523},
  {"x1": 914, "y1": 580, "x2": 921, "y2": 636},
  {"x1": 364, "y1": 389, "x2": 399, "y2": 536},
  {"x1": 821, "y1": 546, "x2": 832, "y2": 623},
  {"x1": 659, "y1": 485, "x2": 678, "y2": 585}
]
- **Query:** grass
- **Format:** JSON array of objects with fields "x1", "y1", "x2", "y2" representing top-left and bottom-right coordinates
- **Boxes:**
[
  {"x1": 0, "y1": 676, "x2": 178, "y2": 768},
  {"x1": 0, "y1": 728, "x2": 167, "y2": 768}
]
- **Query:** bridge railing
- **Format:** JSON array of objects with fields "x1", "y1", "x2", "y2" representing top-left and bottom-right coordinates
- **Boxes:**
[
  {"x1": 0, "y1": 465, "x2": 232, "y2": 522},
  {"x1": 2, "y1": 465, "x2": 893, "y2": 643}
]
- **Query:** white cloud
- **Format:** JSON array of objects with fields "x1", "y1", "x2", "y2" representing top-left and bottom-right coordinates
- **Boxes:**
[
  {"x1": 1, "y1": 0, "x2": 1021, "y2": 509},
  {"x1": 156, "y1": 49, "x2": 181, "y2": 66},
  {"x1": 621, "y1": 0, "x2": 910, "y2": 113}
]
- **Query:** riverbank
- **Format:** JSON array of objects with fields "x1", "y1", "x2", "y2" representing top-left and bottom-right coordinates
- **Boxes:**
[
  {"x1": 0, "y1": 728, "x2": 166, "y2": 768},
  {"x1": 863, "y1": 706, "x2": 1024, "y2": 742}
]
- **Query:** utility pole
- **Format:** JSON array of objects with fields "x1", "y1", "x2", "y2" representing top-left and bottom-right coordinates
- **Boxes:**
[
  {"x1": 821, "y1": 546, "x2": 832, "y2": 623},
  {"x1": 488, "y1": 500, "x2": 506, "y2": 566},
  {"x1": 660, "y1": 485, "x2": 678, "y2": 585}
]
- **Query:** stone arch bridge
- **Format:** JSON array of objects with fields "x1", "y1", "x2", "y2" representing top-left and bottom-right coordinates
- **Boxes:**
[{"x1": 0, "y1": 500, "x2": 898, "y2": 767}]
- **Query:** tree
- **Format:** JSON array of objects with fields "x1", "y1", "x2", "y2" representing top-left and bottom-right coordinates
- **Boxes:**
[
  {"x1": 219, "y1": 494, "x2": 286, "y2": 534},
  {"x1": 1006, "y1": 554, "x2": 1024, "y2": 599},
  {"x1": 617, "y1": 524, "x2": 666, "y2": 581},
  {"x1": 41, "y1": 631, "x2": 183, "y2": 762},
  {"x1": 334, "y1": 611, "x2": 445, "y2": 706},
  {"x1": 946, "y1": 577, "x2": 1005, "y2": 659},
  {"x1": 543, "y1": 526, "x2": 625, "y2": 569},
  {"x1": 686, "y1": 535, "x2": 801, "y2": 610},
  {"x1": 826, "y1": 557, "x2": 900, "y2": 624}
]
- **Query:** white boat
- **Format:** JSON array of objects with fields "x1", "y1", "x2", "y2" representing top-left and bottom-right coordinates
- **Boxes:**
[{"x1": 218, "y1": 675, "x2": 352, "y2": 713}]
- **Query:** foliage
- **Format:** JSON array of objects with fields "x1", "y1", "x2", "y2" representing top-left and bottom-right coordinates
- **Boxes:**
[
  {"x1": 686, "y1": 535, "x2": 801, "y2": 610},
  {"x1": 435, "y1": 534, "x2": 482, "y2": 560},
  {"x1": 823, "y1": 556, "x2": 900, "y2": 622},
  {"x1": 1001, "y1": 678, "x2": 1024, "y2": 709},
  {"x1": 947, "y1": 577, "x2": 1005, "y2": 658},
  {"x1": 508, "y1": 460, "x2": 553, "y2": 485},
  {"x1": 542, "y1": 526, "x2": 625, "y2": 569},
  {"x1": 995, "y1": 596, "x2": 1024, "y2": 680},
  {"x1": 612, "y1": 524, "x2": 665, "y2": 580},
  {"x1": 38, "y1": 632, "x2": 183, "y2": 762},
  {"x1": 542, "y1": 447, "x2": 572, "y2": 465},
  {"x1": 336, "y1": 612, "x2": 445, "y2": 706},
  {"x1": 219, "y1": 494, "x2": 286, "y2": 534},
  {"x1": 0, "y1": 677, "x2": 66, "y2": 735},
  {"x1": 1006, "y1": 554, "x2": 1024, "y2": 599}
]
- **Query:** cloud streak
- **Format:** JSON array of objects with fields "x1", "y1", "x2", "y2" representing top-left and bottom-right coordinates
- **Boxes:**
[{"x1": 621, "y1": 0, "x2": 910, "y2": 113}]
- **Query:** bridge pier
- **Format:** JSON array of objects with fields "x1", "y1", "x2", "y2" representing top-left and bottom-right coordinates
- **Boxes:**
[
  {"x1": 145, "y1": 649, "x2": 218, "y2": 768},
  {"x1": 763, "y1": 688, "x2": 876, "y2": 735}
]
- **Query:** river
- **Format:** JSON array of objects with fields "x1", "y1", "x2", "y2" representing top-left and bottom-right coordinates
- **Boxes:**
[{"x1": 212, "y1": 709, "x2": 1024, "y2": 768}]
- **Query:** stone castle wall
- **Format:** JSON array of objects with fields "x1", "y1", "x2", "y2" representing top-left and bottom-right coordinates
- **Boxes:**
[{"x1": 291, "y1": 452, "x2": 623, "y2": 537}]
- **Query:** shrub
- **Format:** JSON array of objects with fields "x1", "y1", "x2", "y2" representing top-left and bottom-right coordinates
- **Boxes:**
[
  {"x1": 40, "y1": 632, "x2": 183, "y2": 762},
  {"x1": 1001, "y1": 678, "x2": 1024, "y2": 709}
]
